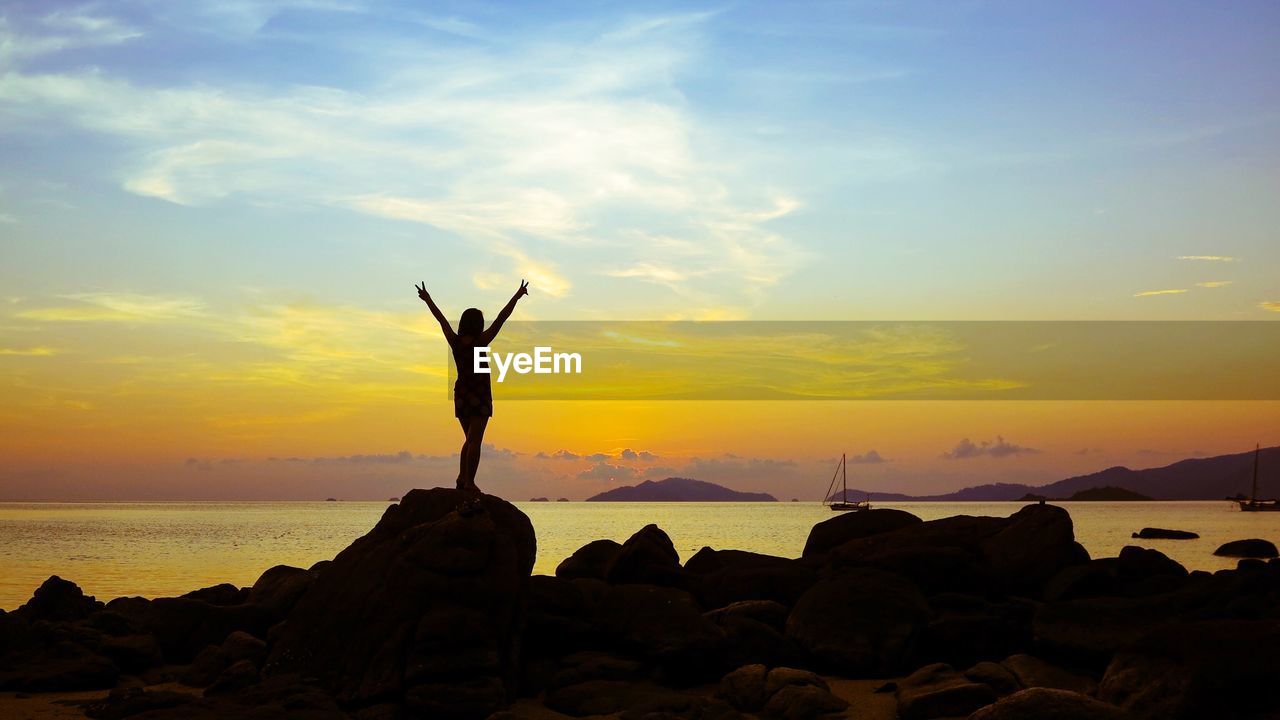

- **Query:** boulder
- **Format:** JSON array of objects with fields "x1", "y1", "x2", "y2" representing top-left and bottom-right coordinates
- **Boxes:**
[
  {"x1": 1115, "y1": 546, "x2": 1187, "y2": 581},
  {"x1": 963, "y1": 661, "x2": 1021, "y2": 696},
  {"x1": 760, "y1": 684, "x2": 849, "y2": 720},
  {"x1": 1099, "y1": 619, "x2": 1280, "y2": 720},
  {"x1": 718, "y1": 663, "x2": 768, "y2": 711},
  {"x1": 14, "y1": 576, "x2": 103, "y2": 622},
  {"x1": 686, "y1": 548, "x2": 795, "y2": 575},
  {"x1": 264, "y1": 488, "x2": 536, "y2": 720},
  {"x1": 119, "y1": 597, "x2": 273, "y2": 663},
  {"x1": 1131, "y1": 528, "x2": 1198, "y2": 540},
  {"x1": 999, "y1": 654, "x2": 1095, "y2": 695},
  {"x1": 524, "y1": 575, "x2": 598, "y2": 660},
  {"x1": 861, "y1": 545, "x2": 989, "y2": 596},
  {"x1": 914, "y1": 601, "x2": 1034, "y2": 669},
  {"x1": 550, "y1": 651, "x2": 644, "y2": 690},
  {"x1": 556, "y1": 539, "x2": 622, "y2": 581},
  {"x1": 1044, "y1": 560, "x2": 1119, "y2": 602},
  {"x1": 967, "y1": 687, "x2": 1129, "y2": 720},
  {"x1": 1213, "y1": 539, "x2": 1278, "y2": 558},
  {"x1": 181, "y1": 583, "x2": 248, "y2": 606},
  {"x1": 786, "y1": 568, "x2": 930, "y2": 675},
  {"x1": 709, "y1": 605, "x2": 804, "y2": 668},
  {"x1": 763, "y1": 667, "x2": 828, "y2": 697},
  {"x1": 592, "y1": 583, "x2": 724, "y2": 680},
  {"x1": 182, "y1": 630, "x2": 267, "y2": 687},
  {"x1": 895, "y1": 663, "x2": 998, "y2": 720},
  {"x1": 802, "y1": 508, "x2": 922, "y2": 557},
  {"x1": 0, "y1": 639, "x2": 118, "y2": 691},
  {"x1": 247, "y1": 565, "x2": 316, "y2": 616},
  {"x1": 605, "y1": 524, "x2": 688, "y2": 588},
  {"x1": 695, "y1": 562, "x2": 818, "y2": 611},
  {"x1": 979, "y1": 504, "x2": 1089, "y2": 595}
]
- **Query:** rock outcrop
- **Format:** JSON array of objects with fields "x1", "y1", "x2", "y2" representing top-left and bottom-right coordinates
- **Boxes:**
[{"x1": 264, "y1": 488, "x2": 536, "y2": 719}]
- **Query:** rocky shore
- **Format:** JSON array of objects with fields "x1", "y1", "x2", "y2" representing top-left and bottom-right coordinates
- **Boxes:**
[{"x1": 2, "y1": 489, "x2": 1278, "y2": 719}]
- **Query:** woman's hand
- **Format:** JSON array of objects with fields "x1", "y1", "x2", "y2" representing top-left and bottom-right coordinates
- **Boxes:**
[
  {"x1": 516, "y1": 279, "x2": 529, "y2": 299},
  {"x1": 415, "y1": 281, "x2": 430, "y2": 303}
]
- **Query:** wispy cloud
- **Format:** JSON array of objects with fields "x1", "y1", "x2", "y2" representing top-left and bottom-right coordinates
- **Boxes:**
[
  {"x1": 1195, "y1": 281, "x2": 1233, "y2": 288},
  {"x1": 1176, "y1": 255, "x2": 1239, "y2": 262},
  {"x1": 1261, "y1": 301, "x2": 1280, "y2": 313},
  {"x1": 1133, "y1": 289, "x2": 1187, "y2": 298},
  {"x1": 0, "y1": 346, "x2": 57, "y2": 356},
  {"x1": 16, "y1": 293, "x2": 206, "y2": 322},
  {"x1": 848, "y1": 450, "x2": 888, "y2": 464},
  {"x1": 942, "y1": 436, "x2": 1040, "y2": 460},
  {"x1": 0, "y1": 8, "x2": 805, "y2": 309}
]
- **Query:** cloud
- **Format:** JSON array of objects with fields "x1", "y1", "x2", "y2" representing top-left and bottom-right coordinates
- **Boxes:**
[
  {"x1": 1195, "y1": 281, "x2": 1233, "y2": 288},
  {"x1": 535, "y1": 449, "x2": 582, "y2": 460},
  {"x1": 577, "y1": 462, "x2": 636, "y2": 481},
  {"x1": 0, "y1": 346, "x2": 57, "y2": 356},
  {"x1": 1176, "y1": 256, "x2": 1239, "y2": 262},
  {"x1": 583, "y1": 452, "x2": 611, "y2": 462},
  {"x1": 16, "y1": 293, "x2": 206, "y2": 322},
  {"x1": 1260, "y1": 301, "x2": 1280, "y2": 313},
  {"x1": 942, "y1": 436, "x2": 1040, "y2": 460},
  {"x1": 620, "y1": 448, "x2": 659, "y2": 461},
  {"x1": 0, "y1": 8, "x2": 807, "y2": 308},
  {"x1": 847, "y1": 450, "x2": 888, "y2": 464},
  {"x1": 1133, "y1": 289, "x2": 1187, "y2": 298}
]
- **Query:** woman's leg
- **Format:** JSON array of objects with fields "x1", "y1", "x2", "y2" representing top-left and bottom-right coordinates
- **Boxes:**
[
  {"x1": 456, "y1": 417, "x2": 469, "y2": 490},
  {"x1": 463, "y1": 415, "x2": 489, "y2": 489}
]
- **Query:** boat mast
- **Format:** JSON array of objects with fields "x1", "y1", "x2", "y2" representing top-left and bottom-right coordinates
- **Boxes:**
[
  {"x1": 842, "y1": 453, "x2": 847, "y2": 501},
  {"x1": 1252, "y1": 443, "x2": 1260, "y2": 501}
]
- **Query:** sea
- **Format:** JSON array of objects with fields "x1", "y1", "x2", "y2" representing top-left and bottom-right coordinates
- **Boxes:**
[{"x1": 1, "y1": 500, "x2": 1277, "y2": 610}]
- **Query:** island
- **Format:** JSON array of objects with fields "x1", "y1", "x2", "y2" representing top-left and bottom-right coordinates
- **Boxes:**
[
  {"x1": 1019, "y1": 486, "x2": 1154, "y2": 502},
  {"x1": 586, "y1": 477, "x2": 777, "y2": 502}
]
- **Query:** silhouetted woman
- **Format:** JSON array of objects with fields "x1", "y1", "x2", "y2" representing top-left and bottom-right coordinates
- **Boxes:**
[{"x1": 416, "y1": 279, "x2": 529, "y2": 492}]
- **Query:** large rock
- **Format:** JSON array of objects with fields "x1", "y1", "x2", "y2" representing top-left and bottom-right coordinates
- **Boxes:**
[
  {"x1": 181, "y1": 583, "x2": 247, "y2": 606},
  {"x1": 761, "y1": 683, "x2": 848, "y2": 720},
  {"x1": 556, "y1": 539, "x2": 622, "y2": 581},
  {"x1": 1115, "y1": 546, "x2": 1187, "y2": 582},
  {"x1": 605, "y1": 524, "x2": 687, "y2": 587},
  {"x1": 999, "y1": 654, "x2": 1095, "y2": 695},
  {"x1": 1099, "y1": 619, "x2": 1280, "y2": 720},
  {"x1": 896, "y1": 663, "x2": 997, "y2": 720},
  {"x1": 802, "y1": 508, "x2": 922, "y2": 557},
  {"x1": 592, "y1": 583, "x2": 724, "y2": 679},
  {"x1": 247, "y1": 565, "x2": 316, "y2": 617},
  {"x1": 1213, "y1": 538, "x2": 1278, "y2": 558},
  {"x1": 980, "y1": 504, "x2": 1089, "y2": 595},
  {"x1": 111, "y1": 596, "x2": 273, "y2": 663},
  {"x1": 968, "y1": 687, "x2": 1129, "y2": 720},
  {"x1": 695, "y1": 561, "x2": 818, "y2": 611},
  {"x1": 14, "y1": 576, "x2": 103, "y2": 622},
  {"x1": 1131, "y1": 528, "x2": 1198, "y2": 540},
  {"x1": 786, "y1": 568, "x2": 930, "y2": 675},
  {"x1": 0, "y1": 639, "x2": 118, "y2": 691},
  {"x1": 718, "y1": 663, "x2": 768, "y2": 711},
  {"x1": 264, "y1": 488, "x2": 536, "y2": 720}
]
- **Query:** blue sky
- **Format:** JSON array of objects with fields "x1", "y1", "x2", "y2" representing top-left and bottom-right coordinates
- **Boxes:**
[{"x1": 2, "y1": 0, "x2": 1277, "y2": 323}]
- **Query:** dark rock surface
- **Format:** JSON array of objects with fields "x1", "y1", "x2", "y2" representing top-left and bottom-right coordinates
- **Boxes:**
[
  {"x1": 264, "y1": 488, "x2": 535, "y2": 719},
  {"x1": 968, "y1": 687, "x2": 1130, "y2": 720},
  {"x1": 14, "y1": 575, "x2": 103, "y2": 622},
  {"x1": 555, "y1": 539, "x2": 622, "y2": 580},
  {"x1": 605, "y1": 524, "x2": 688, "y2": 588},
  {"x1": 802, "y1": 508, "x2": 922, "y2": 557},
  {"x1": 1131, "y1": 527, "x2": 1198, "y2": 540},
  {"x1": 786, "y1": 568, "x2": 930, "y2": 675},
  {"x1": 1213, "y1": 538, "x2": 1279, "y2": 558},
  {"x1": 895, "y1": 662, "x2": 997, "y2": 720}
]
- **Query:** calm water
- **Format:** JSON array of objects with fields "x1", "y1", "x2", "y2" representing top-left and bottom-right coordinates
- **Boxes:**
[{"x1": 1, "y1": 500, "x2": 1277, "y2": 610}]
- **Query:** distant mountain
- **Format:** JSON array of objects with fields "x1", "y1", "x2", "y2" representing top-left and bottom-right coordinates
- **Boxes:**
[
  {"x1": 846, "y1": 447, "x2": 1279, "y2": 502},
  {"x1": 587, "y1": 477, "x2": 777, "y2": 502},
  {"x1": 1064, "y1": 486, "x2": 1153, "y2": 501}
]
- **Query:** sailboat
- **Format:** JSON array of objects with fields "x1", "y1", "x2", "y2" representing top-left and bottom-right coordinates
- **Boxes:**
[
  {"x1": 1237, "y1": 444, "x2": 1279, "y2": 512},
  {"x1": 823, "y1": 453, "x2": 871, "y2": 512}
]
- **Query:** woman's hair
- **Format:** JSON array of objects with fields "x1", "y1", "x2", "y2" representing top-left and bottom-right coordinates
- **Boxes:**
[{"x1": 458, "y1": 307, "x2": 484, "y2": 337}]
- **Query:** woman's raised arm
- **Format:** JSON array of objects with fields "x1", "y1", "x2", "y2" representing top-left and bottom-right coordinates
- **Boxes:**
[
  {"x1": 416, "y1": 282, "x2": 456, "y2": 342},
  {"x1": 481, "y1": 279, "x2": 529, "y2": 344}
]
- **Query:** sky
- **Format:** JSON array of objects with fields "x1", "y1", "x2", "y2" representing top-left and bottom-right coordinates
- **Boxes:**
[{"x1": 1, "y1": 0, "x2": 1278, "y2": 500}]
